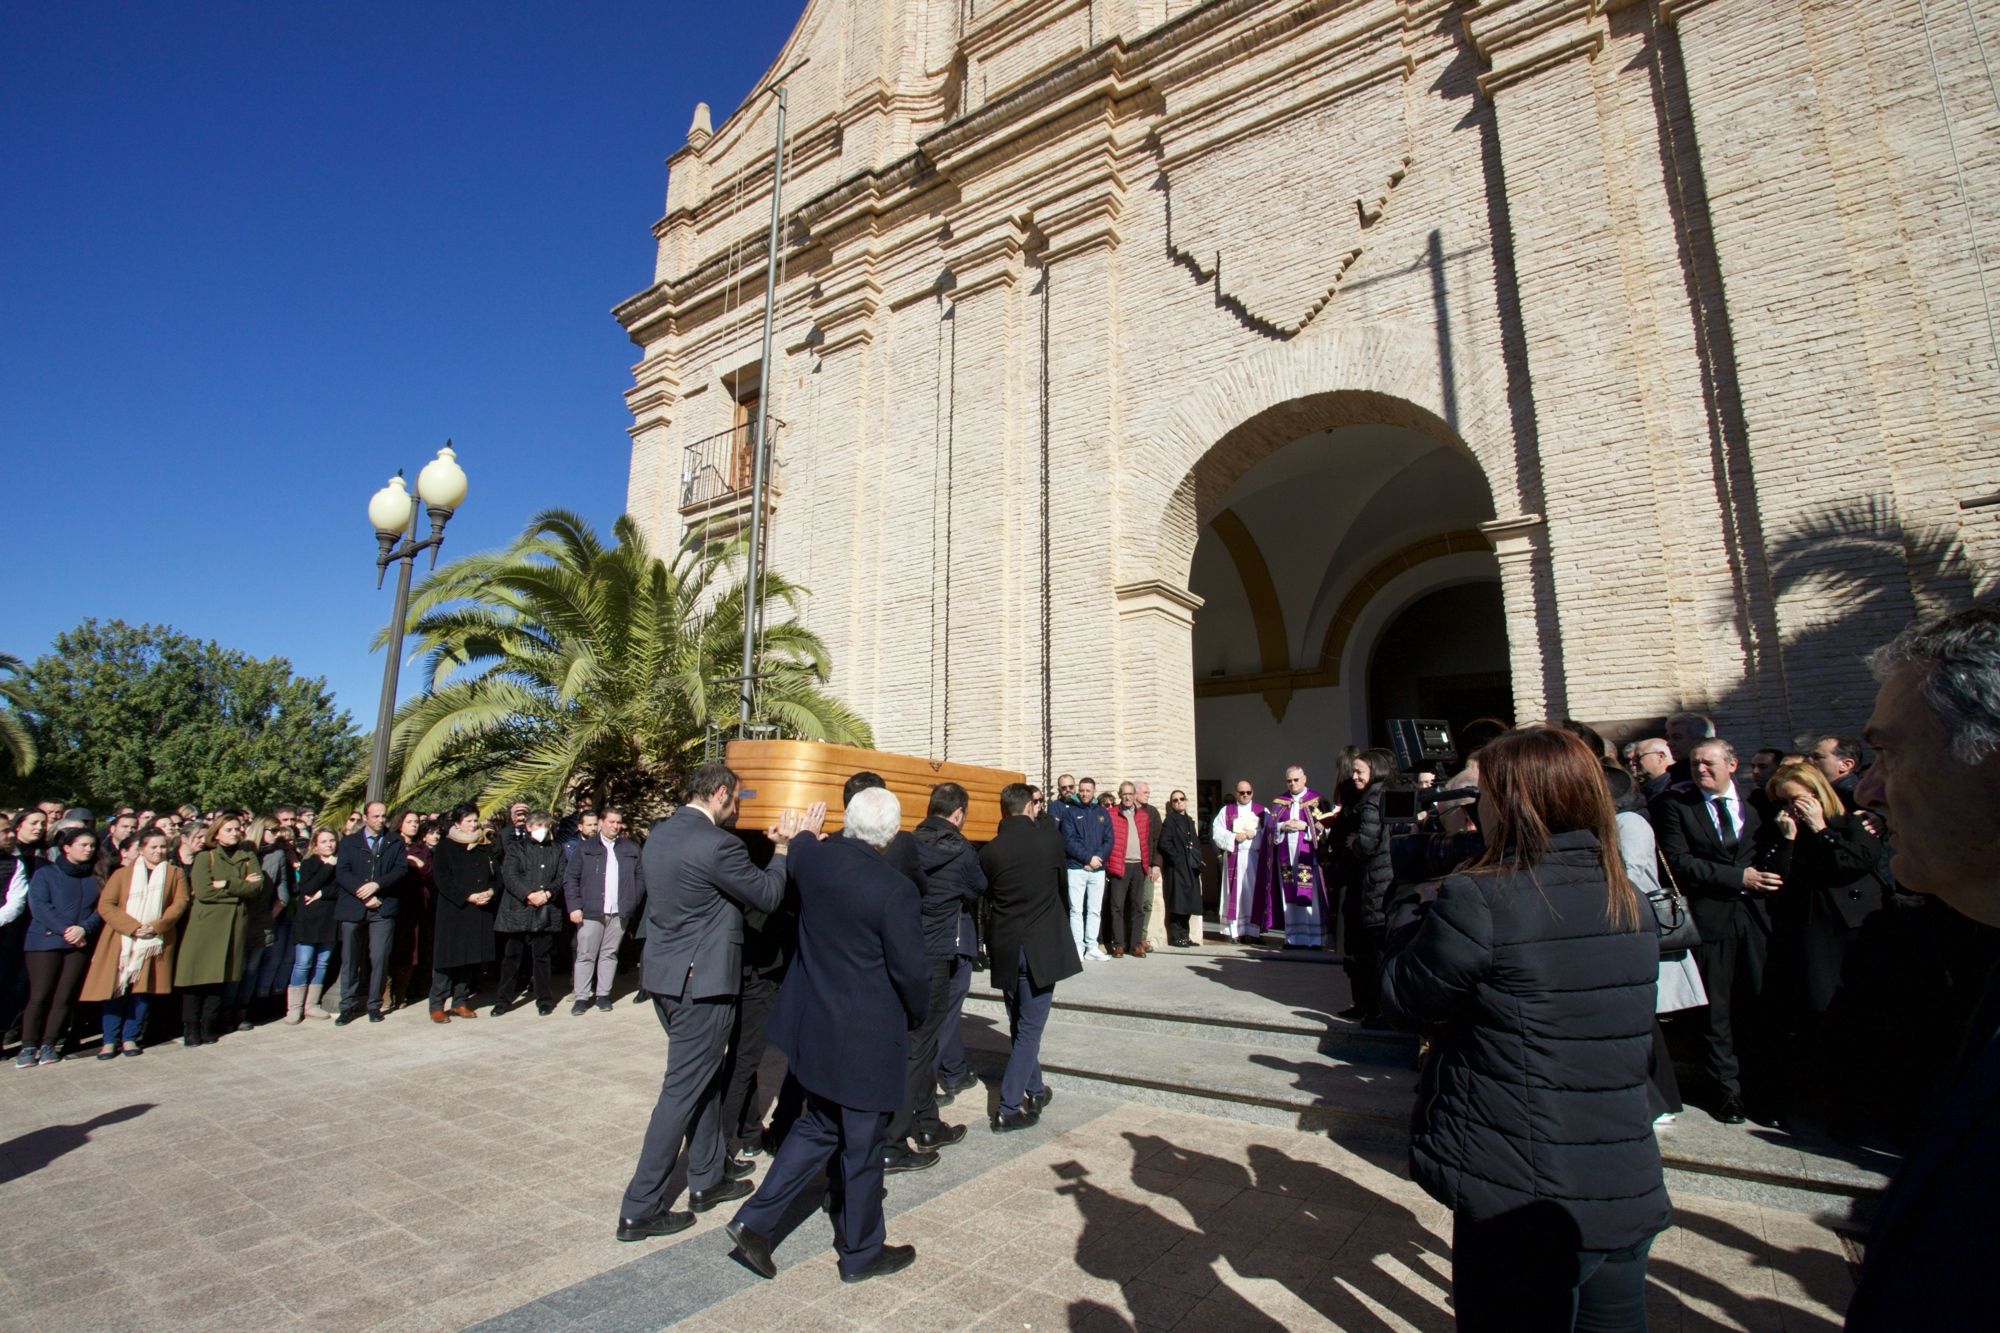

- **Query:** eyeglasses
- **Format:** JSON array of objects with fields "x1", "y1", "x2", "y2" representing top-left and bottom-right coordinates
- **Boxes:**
[
  {"x1": 1234, "y1": 789, "x2": 1253, "y2": 797},
  {"x1": 1057, "y1": 784, "x2": 1075, "y2": 792}
]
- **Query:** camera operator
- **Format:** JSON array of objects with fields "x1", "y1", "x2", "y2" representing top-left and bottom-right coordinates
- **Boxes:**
[{"x1": 1388, "y1": 765, "x2": 1485, "y2": 890}]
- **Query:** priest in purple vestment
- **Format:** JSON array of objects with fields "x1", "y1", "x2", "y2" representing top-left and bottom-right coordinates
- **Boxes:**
[
  {"x1": 1265, "y1": 765, "x2": 1330, "y2": 948},
  {"x1": 1210, "y1": 779, "x2": 1277, "y2": 942}
]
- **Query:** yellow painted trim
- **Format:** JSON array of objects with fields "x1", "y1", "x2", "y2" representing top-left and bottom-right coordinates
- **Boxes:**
[{"x1": 1207, "y1": 508, "x2": 1296, "y2": 721}]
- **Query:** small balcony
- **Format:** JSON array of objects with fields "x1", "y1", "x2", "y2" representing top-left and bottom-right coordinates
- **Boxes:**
[{"x1": 679, "y1": 418, "x2": 783, "y2": 531}]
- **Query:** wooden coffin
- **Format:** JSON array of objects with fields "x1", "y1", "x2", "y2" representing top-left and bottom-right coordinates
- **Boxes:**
[{"x1": 724, "y1": 740, "x2": 1024, "y2": 843}]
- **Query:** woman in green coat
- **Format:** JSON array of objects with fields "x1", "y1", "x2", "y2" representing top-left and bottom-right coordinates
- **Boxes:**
[{"x1": 173, "y1": 814, "x2": 265, "y2": 1046}]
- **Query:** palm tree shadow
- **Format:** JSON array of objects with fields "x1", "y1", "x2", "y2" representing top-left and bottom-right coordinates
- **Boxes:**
[{"x1": 0, "y1": 1103, "x2": 155, "y2": 1184}]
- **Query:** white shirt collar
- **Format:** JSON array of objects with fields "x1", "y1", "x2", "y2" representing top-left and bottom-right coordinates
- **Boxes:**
[{"x1": 688, "y1": 803, "x2": 717, "y2": 824}]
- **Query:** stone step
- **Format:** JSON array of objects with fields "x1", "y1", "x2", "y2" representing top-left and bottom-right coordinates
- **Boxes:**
[
  {"x1": 961, "y1": 988, "x2": 1416, "y2": 1063},
  {"x1": 953, "y1": 1000, "x2": 1893, "y2": 1212}
]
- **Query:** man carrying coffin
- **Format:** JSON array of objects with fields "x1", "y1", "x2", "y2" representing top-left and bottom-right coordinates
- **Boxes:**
[
  {"x1": 1267, "y1": 765, "x2": 1330, "y2": 949},
  {"x1": 1211, "y1": 779, "x2": 1276, "y2": 942}
]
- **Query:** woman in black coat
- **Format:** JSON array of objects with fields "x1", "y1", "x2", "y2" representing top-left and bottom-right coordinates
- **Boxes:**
[
  {"x1": 288, "y1": 827, "x2": 341, "y2": 1021},
  {"x1": 1760, "y1": 762, "x2": 1884, "y2": 1120},
  {"x1": 1380, "y1": 727, "x2": 1667, "y2": 1333},
  {"x1": 427, "y1": 805, "x2": 497, "y2": 1022},
  {"x1": 1157, "y1": 790, "x2": 1203, "y2": 948},
  {"x1": 493, "y1": 810, "x2": 564, "y2": 1016},
  {"x1": 1334, "y1": 747, "x2": 1396, "y2": 1025}
]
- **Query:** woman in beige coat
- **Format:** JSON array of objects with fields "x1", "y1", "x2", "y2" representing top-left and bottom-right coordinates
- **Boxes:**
[{"x1": 81, "y1": 827, "x2": 189, "y2": 1056}]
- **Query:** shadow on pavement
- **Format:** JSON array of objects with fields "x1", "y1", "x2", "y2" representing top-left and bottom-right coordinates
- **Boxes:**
[{"x1": 0, "y1": 1101, "x2": 154, "y2": 1184}]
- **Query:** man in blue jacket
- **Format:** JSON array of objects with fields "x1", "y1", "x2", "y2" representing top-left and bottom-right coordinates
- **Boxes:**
[
  {"x1": 727, "y1": 786, "x2": 930, "y2": 1285},
  {"x1": 1052, "y1": 775, "x2": 1112, "y2": 961}
]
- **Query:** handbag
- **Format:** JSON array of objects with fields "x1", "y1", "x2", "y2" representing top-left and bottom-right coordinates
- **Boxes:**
[{"x1": 1648, "y1": 856, "x2": 1703, "y2": 955}]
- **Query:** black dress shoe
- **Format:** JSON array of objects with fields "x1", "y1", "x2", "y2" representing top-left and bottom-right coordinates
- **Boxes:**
[
  {"x1": 913, "y1": 1124, "x2": 967, "y2": 1151},
  {"x1": 616, "y1": 1210, "x2": 695, "y2": 1242},
  {"x1": 724, "y1": 1155, "x2": 756, "y2": 1180},
  {"x1": 1030, "y1": 1087, "x2": 1055, "y2": 1111},
  {"x1": 1715, "y1": 1097, "x2": 1748, "y2": 1125},
  {"x1": 490, "y1": 1001, "x2": 513, "y2": 1018},
  {"x1": 726, "y1": 1219, "x2": 777, "y2": 1278},
  {"x1": 883, "y1": 1145, "x2": 941, "y2": 1173},
  {"x1": 689, "y1": 1178, "x2": 754, "y2": 1212},
  {"x1": 367, "y1": 1011, "x2": 385, "y2": 1023},
  {"x1": 536, "y1": 1003, "x2": 555, "y2": 1016},
  {"x1": 992, "y1": 1108, "x2": 1040, "y2": 1133},
  {"x1": 1337, "y1": 1005, "x2": 1365, "y2": 1020},
  {"x1": 841, "y1": 1244, "x2": 917, "y2": 1283},
  {"x1": 334, "y1": 1010, "x2": 362, "y2": 1027},
  {"x1": 1747, "y1": 1106, "x2": 1785, "y2": 1130},
  {"x1": 941, "y1": 1072, "x2": 980, "y2": 1096}
]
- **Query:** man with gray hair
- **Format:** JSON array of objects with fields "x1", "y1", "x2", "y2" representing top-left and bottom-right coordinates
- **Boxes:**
[
  {"x1": 1845, "y1": 605, "x2": 2000, "y2": 1330},
  {"x1": 728, "y1": 785, "x2": 930, "y2": 1285}
]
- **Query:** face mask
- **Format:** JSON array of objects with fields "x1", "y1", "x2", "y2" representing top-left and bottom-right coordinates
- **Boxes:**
[{"x1": 530, "y1": 828, "x2": 547, "y2": 843}]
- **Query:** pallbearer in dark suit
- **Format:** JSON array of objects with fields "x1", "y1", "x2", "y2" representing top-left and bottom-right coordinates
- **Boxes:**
[
  {"x1": 616, "y1": 763, "x2": 816, "y2": 1242},
  {"x1": 979, "y1": 782, "x2": 1083, "y2": 1129},
  {"x1": 727, "y1": 787, "x2": 930, "y2": 1285},
  {"x1": 1653, "y1": 738, "x2": 1778, "y2": 1124}
]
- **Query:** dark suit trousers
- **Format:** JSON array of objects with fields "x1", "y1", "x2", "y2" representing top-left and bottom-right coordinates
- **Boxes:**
[
  {"x1": 1694, "y1": 901, "x2": 1770, "y2": 1103},
  {"x1": 934, "y1": 956, "x2": 972, "y2": 1084},
  {"x1": 720, "y1": 971, "x2": 781, "y2": 1148},
  {"x1": 1001, "y1": 946, "x2": 1054, "y2": 1116},
  {"x1": 339, "y1": 918, "x2": 395, "y2": 1017},
  {"x1": 621, "y1": 993, "x2": 736, "y2": 1219},
  {"x1": 888, "y1": 959, "x2": 955, "y2": 1143},
  {"x1": 1106, "y1": 863, "x2": 1144, "y2": 952},
  {"x1": 734, "y1": 1087, "x2": 891, "y2": 1278}
]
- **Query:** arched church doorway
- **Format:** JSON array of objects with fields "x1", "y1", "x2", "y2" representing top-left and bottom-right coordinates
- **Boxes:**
[{"x1": 1186, "y1": 415, "x2": 1504, "y2": 818}]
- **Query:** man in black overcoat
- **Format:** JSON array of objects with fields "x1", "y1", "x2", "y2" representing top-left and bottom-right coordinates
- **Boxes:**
[
  {"x1": 1845, "y1": 607, "x2": 2000, "y2": 1330},
  {"x1": 616, "y1": 762, "x2": 811, "y2": 1242},
  {"x1": 332, "y1": 800, "x2": 407, "y2": 1025},
  {"x1": 727, "y1": 786, "x2": 930, "y2": 1284},
  {"x1": 1654, "y1": 738, "x2": 1780, "y2": 1124},
  {"x1": 979, "y1": 782, "x2": 1082, "y2": 1130}
]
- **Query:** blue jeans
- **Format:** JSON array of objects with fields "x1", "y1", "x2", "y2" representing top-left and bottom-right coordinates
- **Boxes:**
[
  {"x1": 1453, "y1": 1207, "x2": 1656, "y2": 1332},
  {"x1": 290, "y1": 943, "x2": 334, "y2": 986},
  {"x1": 1000, "y1": 946, "x2": 1054, "y2": 1116},
  {"x1": 935, "y1": 954, "x2": 974, "y2": 1083},
  {"x1": 101, "y1": 993, "x2": 150, "y2": 1046},
  {"x1": 255, "y1": 917, "x2": 293, "y2": 995}
]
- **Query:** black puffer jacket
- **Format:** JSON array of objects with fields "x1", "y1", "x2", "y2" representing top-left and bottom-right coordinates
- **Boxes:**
[
  {"x1": 1379, "y1": 829, "x2": 1669, "y2": 1252},
  {"x1": 909, "y1": 815, "x2": 987, "y2": 962},
  {"x1": 1336, "y1": 781, "x2": 1393, "y2": 930}
]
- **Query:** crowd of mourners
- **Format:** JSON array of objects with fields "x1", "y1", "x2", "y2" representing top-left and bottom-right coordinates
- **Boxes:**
[{"x1": 0, "y1": 798, "x2": 655, "y2": 1065}]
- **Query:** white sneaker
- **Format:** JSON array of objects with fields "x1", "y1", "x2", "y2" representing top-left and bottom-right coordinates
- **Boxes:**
[
  {"x1": 1083, "y1": 948, "x2": 1110, "y2": 962},
  {"x1": 1652, "y1": 1112, "x2": 1677, "y2": 1127}
]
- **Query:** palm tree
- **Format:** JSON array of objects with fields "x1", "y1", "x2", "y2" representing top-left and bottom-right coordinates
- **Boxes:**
[
  {"x1": 0, "y1": 653, "x2": 35, "y2": 779},
  {"x1": 325, "y1": 510, "x2": 871, "y2": 820}
]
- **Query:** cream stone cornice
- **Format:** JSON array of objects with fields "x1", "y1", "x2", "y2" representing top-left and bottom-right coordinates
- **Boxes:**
[
  {"x1": 1114, "y1": 580, "x2": 1205, "y2": 629},
  {"x1": 1463, "y1": 0, "x2": 1606, "y2": 95},
  {"x1": 1655, "y1": 0, "x2": 1726, "y2": 23}
]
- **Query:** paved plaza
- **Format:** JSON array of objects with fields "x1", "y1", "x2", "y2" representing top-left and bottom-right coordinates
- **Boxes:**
[{"x1": 0, "y1": 951, "x2": 1860, "y2": 1332}]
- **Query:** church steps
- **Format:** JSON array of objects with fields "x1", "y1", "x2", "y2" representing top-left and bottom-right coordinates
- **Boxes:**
[{"x1": 961, "y1": 986, "x2": 1417, "y2": 1062}]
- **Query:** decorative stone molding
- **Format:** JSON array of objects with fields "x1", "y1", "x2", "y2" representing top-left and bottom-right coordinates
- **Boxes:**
[
  {"x1": 1115, "y1": 579, "x2": 1205, "y2": 628},
  {"x1": 1655, "y1": 0, "x2": 1726, "y2": 24},
  {"x1": 1479, "y1": 512, "x2": 1548, "y2": 554},
  {"x1": 1463, "y1": 0, "x2": 1605, "y2": 95}
]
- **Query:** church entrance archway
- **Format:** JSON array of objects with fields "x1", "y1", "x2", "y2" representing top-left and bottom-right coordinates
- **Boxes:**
[{"x1": 1181, "y1": 411, "x2": 1505, "y2": 825}]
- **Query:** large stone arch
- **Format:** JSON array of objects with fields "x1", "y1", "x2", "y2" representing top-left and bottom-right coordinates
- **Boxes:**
[{"x1": 1113, "y1": 321, "x2": 1560, "y2": 811}]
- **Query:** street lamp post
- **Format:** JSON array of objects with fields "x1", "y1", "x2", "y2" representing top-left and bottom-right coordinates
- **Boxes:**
[{"x1": 364, "y1": 443, "x2": 469, "y2": 806}]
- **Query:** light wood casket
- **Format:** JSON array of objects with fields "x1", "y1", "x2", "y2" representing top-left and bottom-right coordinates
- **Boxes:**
[{"x1": 725, "y1": 740, "x2": 1024, "y2": 843}]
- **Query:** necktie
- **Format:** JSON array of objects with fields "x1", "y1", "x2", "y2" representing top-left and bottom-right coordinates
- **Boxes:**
[{"x1": 1711, "y1": 797, "x2": 1736, "y2": 849}]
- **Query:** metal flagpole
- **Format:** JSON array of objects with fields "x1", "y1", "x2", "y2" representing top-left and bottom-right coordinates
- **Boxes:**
[{"x1": 739, "y1": 85, "x2": 788, "y2": 729}]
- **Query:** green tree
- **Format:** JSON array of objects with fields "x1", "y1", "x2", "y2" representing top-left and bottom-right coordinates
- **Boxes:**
[
  {"x1": 326, "y1": 510, "x2": 872, "y2": 821},
  {"x1": 12, "y1": 620, "x2": 362, "y2": 810},
  {"x1": 0, "y1": 653, "x2": 34, "y2": 780}
]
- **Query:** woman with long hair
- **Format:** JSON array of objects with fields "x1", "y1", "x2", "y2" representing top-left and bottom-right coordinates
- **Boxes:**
[
  {"x1": 17, "y1": 827, "x2": 103, "y2": 1066},
  {"x1": 389, "y1": 809, "x2": 434, "y2": 1011},
  {"x1": 1334, "y1": 746, "x2": 1397, "y2": 1026},
  {"x1": 428, "y1": 805, "x2": 497, "y2": 1022},
  {"x1": 81, "y1": 827, "x2": 189, "y2": 1057},
  {"x1": 1, "y1": 809, "x2": 50, "y2": 1047},
  {"x1": 173, "y1": 814, "x2": 265, "y2": 1046},
  {"x1": 288, "y1": 827, "x2": 341, "y2": 1021},
  {"x1": 1380, "y1": 727, "x2": 1667, "y2": 1332},
  {"x1": 229, "y1": 816, "x2": 289, "y2": 1028}
]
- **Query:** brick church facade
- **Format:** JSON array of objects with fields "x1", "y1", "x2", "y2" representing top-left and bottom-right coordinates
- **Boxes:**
[{"x1": 617, "y1": 0, "x2": 2000, "y2": 796}]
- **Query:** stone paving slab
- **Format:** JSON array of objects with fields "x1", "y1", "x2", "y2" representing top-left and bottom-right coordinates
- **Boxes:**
[{"x1": 0, "y1": 978, "x2": 1858, "y2": 1331}]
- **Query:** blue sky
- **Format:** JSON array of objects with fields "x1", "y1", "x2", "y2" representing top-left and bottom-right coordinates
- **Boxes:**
[{"x1": 2, "y1": 0, "x2": 803, "y2": 727}]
